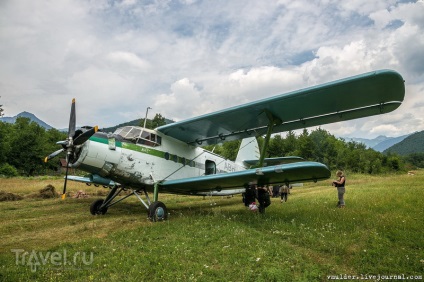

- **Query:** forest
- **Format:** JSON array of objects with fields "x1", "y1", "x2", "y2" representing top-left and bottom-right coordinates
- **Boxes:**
[
  {"x1": 204, "y1": 128, "x2": 411, "y2": 174},
  {"x1": 0, "y1": 116, "x2": 419, "y2": 177}
]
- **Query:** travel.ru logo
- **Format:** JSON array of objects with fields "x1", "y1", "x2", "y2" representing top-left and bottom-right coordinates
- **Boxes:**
[{"x1": 11, "y1": 249, "x2": 94, "y2": 272}]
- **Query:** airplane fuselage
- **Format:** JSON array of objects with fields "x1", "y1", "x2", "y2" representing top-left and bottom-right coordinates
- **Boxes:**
[{"x1": 70, "y1": 126, "x2": 246, "y2": 193}]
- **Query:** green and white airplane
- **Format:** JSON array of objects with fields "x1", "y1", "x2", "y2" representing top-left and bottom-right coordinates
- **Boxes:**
[{"x1": 45, "y1": 69, "x2": 405, "y2": 221}]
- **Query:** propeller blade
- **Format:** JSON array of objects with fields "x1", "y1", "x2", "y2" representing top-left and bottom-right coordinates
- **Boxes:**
[
  {"x1": 56, "y1": 140, "x2": 69, "y2": 146},
  {"x1": 44, "y1": 148, "x2": 65, "y2": 163},
  {"x1": 68, "y1": 98, "x2": 76, "y2": 138},
  {"x1": 73, "y1": 126, "x2": 98, "y2": 146},
  {"x1": 62, "y1": 158, "x2": 70, "y2": 200}
]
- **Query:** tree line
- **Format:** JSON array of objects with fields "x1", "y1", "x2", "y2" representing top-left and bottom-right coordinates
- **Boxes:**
[
  {"x1": 205, "y1": 128, "x2": 412, "y2": 174},
  {"x1": 0, "y1": 116, "x2": 415, "y2": 177},
  {"x1": 0, "y1": 117, "x2": 67, "y2": 176}
]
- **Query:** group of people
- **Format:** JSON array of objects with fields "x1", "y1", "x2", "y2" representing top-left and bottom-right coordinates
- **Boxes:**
[
  {"x1": 242, "y1": 183, "x2": 292, "y2": 213},
  {"x1": 242, "y1": 170, "x2": 347, "y2": 213}
]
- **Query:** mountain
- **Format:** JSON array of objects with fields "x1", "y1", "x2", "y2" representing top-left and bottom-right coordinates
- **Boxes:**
[
  {"x1": 101, "y1": 119, "x2": 143, "y2": 133},
  {"x1": 373, "y1": 134, "x2": 410, "y2": 152},
  {"x1": 0, "y1": 111, "x2": 53, "y2": 130},
  {"x1": 1, "y1": 111, "x2": 174, "y2": 133},
  {"x1": 347, "y1": 135, "x2": 389, "y2": 148},
  {"x1": 101, "y1": 118, "x2": 174, "y2": 133},
  {"x1": 384, "y1": 131, "x2": 424, "y2": 155},
  {"x1": 1, "y1": 111, "x2": 418, "y2": 154},
  {"x1": 346, "y1": 134, "x2": 410, "y2": 152}
]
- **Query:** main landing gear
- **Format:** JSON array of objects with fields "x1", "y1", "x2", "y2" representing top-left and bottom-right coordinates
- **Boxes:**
[{"x1": 89, "y1": 184, "x2": 168, "y2": 222}]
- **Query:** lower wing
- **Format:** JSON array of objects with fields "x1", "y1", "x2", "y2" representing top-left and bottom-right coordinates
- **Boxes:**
[
  {"x1": 66, "y1": 175, "x2": 116, "y2": 187},
  {"x1": 158, "y1": 161, "x2": 330, "y2": 194}
]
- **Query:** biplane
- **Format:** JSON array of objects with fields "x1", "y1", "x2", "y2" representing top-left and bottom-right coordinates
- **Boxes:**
[{"x1": 45, "y1": 69, "x2": 405, "y2": 221}]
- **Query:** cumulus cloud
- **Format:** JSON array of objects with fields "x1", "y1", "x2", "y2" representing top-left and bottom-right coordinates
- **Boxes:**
[
  {"x1": 154, "y1": 78, "x2": 203, "y2": 121},
  {"x1": 0, "y1": 0, "x2": 423, "y2": 138}
]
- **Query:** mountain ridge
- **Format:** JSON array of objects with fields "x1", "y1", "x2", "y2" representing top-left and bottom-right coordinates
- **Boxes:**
[
  {"x1": 384, "y1": 131, "x2": 424, "y2": 155},
  {"x1": 2, "y1": 111, "x2": 420, "y2": 154},
  {"x1": 346, "y1": 134, "x2": 411, "y2": 152},
  {"x1": 0, "y1": 111, "x2": 53, "y2": 130}
]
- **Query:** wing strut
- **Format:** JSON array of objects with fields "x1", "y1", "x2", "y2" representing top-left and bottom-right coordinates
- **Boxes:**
[{"x1": 258, "y1": 110, "x2": 282, "y2": 167}]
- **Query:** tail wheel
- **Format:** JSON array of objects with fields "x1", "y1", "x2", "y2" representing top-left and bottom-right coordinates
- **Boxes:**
[
  {"x1": 149, "y1": 201, "x2": 168, "y2": 222},
  {"x1": 90, "y1": 199, "x2": 108, "y2": 215}
]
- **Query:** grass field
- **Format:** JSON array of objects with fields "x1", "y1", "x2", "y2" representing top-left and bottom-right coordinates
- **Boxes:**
[{"x1": 0, "y1": 171, "x2": 423, "y2": 281}]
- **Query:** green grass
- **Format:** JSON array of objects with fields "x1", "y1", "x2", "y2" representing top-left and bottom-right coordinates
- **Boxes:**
[{"x1": 0, "y1": 171, "x2": 423, "y2": 281}]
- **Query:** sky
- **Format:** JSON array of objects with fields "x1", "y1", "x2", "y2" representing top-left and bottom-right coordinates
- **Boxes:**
[{"x1": 0, "y1": 0, "x2": 423, "y2": 139}]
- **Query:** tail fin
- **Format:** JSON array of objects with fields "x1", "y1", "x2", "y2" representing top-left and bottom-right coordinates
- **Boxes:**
[{"x1": 235, "y1": 137, "x2": 260, "y2": 167}]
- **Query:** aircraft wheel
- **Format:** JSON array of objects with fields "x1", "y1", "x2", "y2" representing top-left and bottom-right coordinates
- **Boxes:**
[
  {"x1": 90, "y1": 199, "x2": 108, "y2": 215},
  {"x1": 148, "y1": 201, "x2": 168, "y2": 222}
]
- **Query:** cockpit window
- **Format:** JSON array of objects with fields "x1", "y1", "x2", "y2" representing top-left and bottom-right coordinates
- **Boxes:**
[{"x1": 114, "y1": 126, "x2": 161, "y2": 147}]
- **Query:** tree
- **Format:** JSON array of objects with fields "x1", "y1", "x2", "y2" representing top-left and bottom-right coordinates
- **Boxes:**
[
  {"x1": 268, "y1": 134, "x2": 284, "y2": 157},
  {"x1": 0, "y1": 121, "x2": 12, "y2": 164},
  {"x1": 0, "y1": 163, "x2": 18, "y2": 177},
  {"x1": 296, "y1": 129, "x2": 314, "y2": 159},
  {"x1": 8, "y1": 117, "x2": 46, "y2": 176},
  {"x1": 221, "y1": 140, "x2": 241, "y2": 161},
  {"x1": 404, "y1": 153, "x2": 424, "y2": 168},
  {"x1": 151, "y1": 113, "x2": 166, "y2": 129},
  {"x1": 0, "y1": 96, "x2": 4, "y2": 117},
  {"x1": 140, "y1": 113, "x2": 167, "y2": 129},
  {"x1": 283, "y1": 131, "x2": 297, "y2": 155},
  {"x1": 43, "y1": 128, "x2": 67, "y2": 171}
]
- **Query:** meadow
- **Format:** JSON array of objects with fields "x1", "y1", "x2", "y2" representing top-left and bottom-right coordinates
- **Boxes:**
[{"x1": 0, "y1": 171, "x2": 423, "y2": 281}]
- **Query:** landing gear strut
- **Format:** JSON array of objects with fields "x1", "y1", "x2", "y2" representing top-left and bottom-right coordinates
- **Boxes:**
[{"x1": 89, "y1": 183, "x2": 168, "y2": 222}]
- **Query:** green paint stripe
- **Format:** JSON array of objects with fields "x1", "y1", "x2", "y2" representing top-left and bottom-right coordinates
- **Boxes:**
[
  {"x1": 90, "y1": 135, "x2": 170, "y2": 161},
  {"x1": 90, "y1": 136, "x2": 122, "y2": 147},
  {"x1": 89, "y1": 135, "x2": 200, "y2": 168},
  {"x1": 122, "y1": 142, "x2": 165, "y2": 158}
]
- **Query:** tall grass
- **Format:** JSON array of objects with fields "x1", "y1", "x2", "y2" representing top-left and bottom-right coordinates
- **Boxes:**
[{"x1": 0, "y1": 171, "x2": 423, "y2": 281}]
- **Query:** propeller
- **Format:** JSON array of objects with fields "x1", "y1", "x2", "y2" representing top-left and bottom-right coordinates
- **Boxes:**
[{"x1": 44, "y1": 98, "x2": 98, "y2": 199}]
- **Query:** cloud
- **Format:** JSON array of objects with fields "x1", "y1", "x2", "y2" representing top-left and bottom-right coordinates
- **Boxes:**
[
  {"x1": 106, "y1": 51, "x2": 150, "y2": 71},
  {"x1": 0, "y1": 0, "x2": 423, "y2": 139}
]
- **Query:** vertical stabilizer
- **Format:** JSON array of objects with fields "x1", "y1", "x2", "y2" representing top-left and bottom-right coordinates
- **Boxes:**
[{"x1": 235, "y1": 137, "x2": 260, "y2": 167}]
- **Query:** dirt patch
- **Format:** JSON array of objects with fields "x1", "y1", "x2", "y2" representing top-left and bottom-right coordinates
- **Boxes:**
[{"x1": 0, "y1": 191, "x2": 24, "y2": 201}]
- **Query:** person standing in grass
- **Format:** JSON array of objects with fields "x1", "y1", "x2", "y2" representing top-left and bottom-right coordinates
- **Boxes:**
[
  {"x1": 257, "y1": 185, "x2": 271, "y2": 213},
  {"x1": 243, "y1": 183, "x2": 257, "y2": 208},
  {"x1": 332, "y1": 170, "x2": 346, "y2": 208},
  {"x1": 279, "y1": 184, "x2": 291, "y2": 203}
]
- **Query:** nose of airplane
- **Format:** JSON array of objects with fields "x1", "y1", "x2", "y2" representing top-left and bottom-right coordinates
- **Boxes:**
[{"x1": 44, "y1": 98, "x2": 98, "y2": 199}]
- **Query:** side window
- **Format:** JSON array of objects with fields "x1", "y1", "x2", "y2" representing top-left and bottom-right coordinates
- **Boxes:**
[
  {"x1": 136, "y1": 132, "x2": 162, "y2": 147},
  {"x1": 205, "y1": 160, "x2": 216, "y2": 175}
]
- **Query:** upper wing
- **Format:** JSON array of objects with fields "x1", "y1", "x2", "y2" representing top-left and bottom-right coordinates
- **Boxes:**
[
  {"x1": 158, "y1": 161, "x2": 330, "y2": 194},
  {"x1": 157, "y1": 69, "x2": 405, "y2": 145}
]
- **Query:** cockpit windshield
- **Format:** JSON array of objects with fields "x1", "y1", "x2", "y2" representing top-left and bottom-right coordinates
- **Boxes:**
[{"x1": 114, "y1": 126, "x2": 162, "y2": 147}]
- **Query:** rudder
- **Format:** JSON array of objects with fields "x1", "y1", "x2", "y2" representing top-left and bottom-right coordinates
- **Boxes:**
[{"x1": 235, "y1": 137, "x2": 260, "y2": 168}]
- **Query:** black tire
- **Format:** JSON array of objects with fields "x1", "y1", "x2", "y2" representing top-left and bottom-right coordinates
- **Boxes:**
[
  {"x1": 90, "y1": 199, "x2": 108, "y2": 215},
  {"x1": 148, "y1": 201, "x2": 168, "y2": 222}
]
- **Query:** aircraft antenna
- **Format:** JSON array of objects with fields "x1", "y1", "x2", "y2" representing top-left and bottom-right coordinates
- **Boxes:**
[{"x1": 143, "y1": 107, "x2": 152, "y2": 128}]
